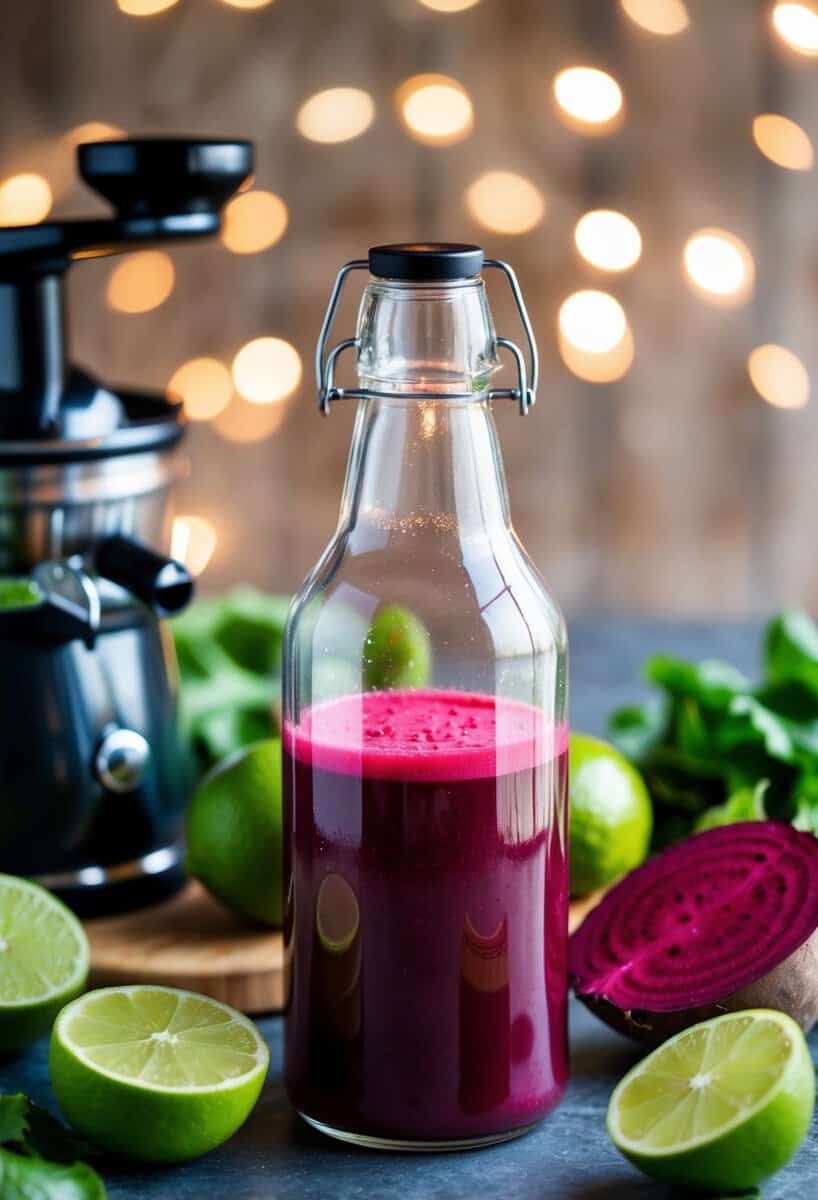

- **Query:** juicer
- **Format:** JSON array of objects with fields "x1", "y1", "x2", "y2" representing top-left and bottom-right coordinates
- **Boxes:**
[{"x1": 0, "y1": 137, "x2": 253, "y2": 915}]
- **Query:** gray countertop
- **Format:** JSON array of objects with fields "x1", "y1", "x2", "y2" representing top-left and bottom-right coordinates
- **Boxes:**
[{"x1": 2, "y1": 618, "x2": 815, "y2": 1199}]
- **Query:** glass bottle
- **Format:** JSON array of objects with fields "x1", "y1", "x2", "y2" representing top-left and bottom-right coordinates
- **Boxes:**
[{"x1": 282, "y1": 244, "x2": 569, "y2": 1150}]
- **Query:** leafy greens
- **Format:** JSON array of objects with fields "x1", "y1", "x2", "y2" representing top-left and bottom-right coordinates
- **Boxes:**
[
  {"x1": 609, "y1": 610, "x2": 818, "y2": 846},
  {"x1": 0, "y1": 1093, "x2": 104, "y2": 1199}
]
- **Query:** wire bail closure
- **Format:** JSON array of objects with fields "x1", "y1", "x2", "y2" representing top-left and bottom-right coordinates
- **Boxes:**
[{"x1": 315, "y1": 258, "x2": 539, "y2": 417}]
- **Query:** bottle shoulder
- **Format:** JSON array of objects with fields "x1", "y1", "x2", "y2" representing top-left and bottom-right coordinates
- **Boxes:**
[{"x1": 285, "y1": 524, "x2": 566, "y2": 661}]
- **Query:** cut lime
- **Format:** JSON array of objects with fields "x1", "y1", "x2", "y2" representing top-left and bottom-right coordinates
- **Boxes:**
[
  {"x1": 0, "y1": 874, "x2": 88, "y2": 1050},
  {"x1": 50, "y1": 985, "x2": 269, "y2": 1163},
  {"x1": 607, "y1": 1009, "x2": 815, "y2": 1191}
]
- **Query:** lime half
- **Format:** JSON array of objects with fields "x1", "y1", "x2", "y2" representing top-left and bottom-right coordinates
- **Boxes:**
[
  {"x1": 608, "y1": 1009, "x2": 815, "y2": 1191},
  {"x1": 0, "y1": 874, "x2": 88, "y2": 1050},
  {"x1": 50, "y1": 985, "x2": 269, "y2": 1162}
]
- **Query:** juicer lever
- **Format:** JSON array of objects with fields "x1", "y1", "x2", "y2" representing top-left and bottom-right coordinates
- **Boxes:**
[
  {"x1": 0, "y1": 140, "x2": 254, "y2": 276},
  {"x1": 94, "y1": 536, "x2": 193, "y2": 619}
]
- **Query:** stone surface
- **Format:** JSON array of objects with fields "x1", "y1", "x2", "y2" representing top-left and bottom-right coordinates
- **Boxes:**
[{"x1": 2, "y1": 619, "x2": 815, "y2": 1198}]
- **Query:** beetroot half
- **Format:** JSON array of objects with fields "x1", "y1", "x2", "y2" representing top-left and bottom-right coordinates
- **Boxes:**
[{"x1": 569, "y1": 821, "x2": 818, "y2": 1044}]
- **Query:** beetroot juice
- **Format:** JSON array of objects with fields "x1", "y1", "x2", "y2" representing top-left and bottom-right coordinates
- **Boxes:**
[{"x1": 283, "y1": 688, "x2": 569, "y2": 1148}]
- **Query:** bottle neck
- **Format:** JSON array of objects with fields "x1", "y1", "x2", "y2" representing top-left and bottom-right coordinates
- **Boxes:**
[{"x1": 339, "y1": 396, "x2": 511, "y2": 548}]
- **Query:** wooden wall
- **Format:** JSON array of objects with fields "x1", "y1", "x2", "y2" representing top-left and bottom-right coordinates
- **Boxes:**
[{"x1": 4, "y1": 0, "x2": 818, "y2": 617}]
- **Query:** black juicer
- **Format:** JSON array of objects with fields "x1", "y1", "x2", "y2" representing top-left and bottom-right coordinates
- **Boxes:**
[{"x1": 0, "y1": 138, "x2": 253, "y2": 915}]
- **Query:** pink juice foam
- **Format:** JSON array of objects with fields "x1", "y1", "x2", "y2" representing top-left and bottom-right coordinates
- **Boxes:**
[{"x1": 283, "y1": 689, "x2": 569, "y2": 1144}]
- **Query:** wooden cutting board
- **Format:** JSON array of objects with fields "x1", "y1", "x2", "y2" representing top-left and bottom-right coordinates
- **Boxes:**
[
  {"x1": 86, "y1": 880, "x2": 601, "y2": 1016},
  {"x1": 86, "y1": 880, "x2": 284, "y2": 1015}
]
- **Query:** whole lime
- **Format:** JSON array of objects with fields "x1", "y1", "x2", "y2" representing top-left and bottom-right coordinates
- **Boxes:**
[
  {"x1": 569, "y1": 732, "x2": 652, "y2": 897},
  {"x1": 186, "y1": 739, "x2": 282, "y2": 926},
  {"x1": 362, "y1": 604, "x2": 432, "y2": 690}
]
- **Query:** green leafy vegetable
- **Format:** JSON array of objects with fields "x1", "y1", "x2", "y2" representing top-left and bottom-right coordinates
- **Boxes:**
[
  {"x1": 609, "y1": 610, "x2": 818, "y2": 847},
  {"x1": 0, "y1": 1094, "x2": 104, "y2": 1199},
  {"x1": 172, "y1": 587, "x2": 290, "y2": 769},
  {"x1": 695, "y1": 780, "x2": 769, "y2": 832}
]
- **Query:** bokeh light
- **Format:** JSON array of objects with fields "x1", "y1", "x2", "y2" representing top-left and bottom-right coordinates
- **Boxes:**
[
  {"x1": 619, "y1": 0, "x2": 690, "y2": 35},
  {"x1": 752, "y1": 113, "x2": 814, "y2": 170},
  {"x1": 553, "y1": 67, "x2": 624, "y2": 133},
  {"x1": 465, "y1": 171, "x2": 545, "y2": 235},
  {"x1": 296, "y1": 88, "x2": 375, "y2": 144},
  {"x1": 574, "y1": 210, "x2": 642, "y2": 271},
  {"x1": 171, "y1": 516, "x2": 218, "y2": 577},
  {"x1": 558, "y1": 291, "x2": 633, "y2": 382},
  {"x1": 221, "y1": 190, "x2": 288, "y2": 254},
  {"x1": 417, "y1": 0, "x2": 480, "y2": 9},
  {"x1": 396, "y1": 74, "x2": 474, "y2": 145},
  {"x1": 559, "y1": 290, "x2": 627, "y2": 354},
  {"x1": 232, "y1": 337, "x2": 302, "y2": 405},
  {"x1": 168, "y1": 358, "x2": 232, "y2": 422},
  {"x1": 772, "y1": 2, "x2": 818, "y2": 55},
  {"x1": 682, "y1": 228, "x2": 755, "y2": 305},
  {"x1": 0, "y1": 174, "x2": 53, "y2": 227},
  {"x1": 220, "y1": 0, "x2": 275, "y2": 7},
  {"x1": 748, "y1": 344, "x2": 810, "y2": 409},
  {"x1": 106, "y1": 251, "x2": 175, "y2": 314},
  {"x1": 213, "y1": 394, "x2": 290, "y2": 443},
  {"x1": 117, "y1": 0, "x2": 179, "y2": 13},
  {"x1": 559, "y1": 326, "x2": 635, "y2": 383},
  {"x1": 64, "y1": 122, "x2": 126, "y2": 147}
]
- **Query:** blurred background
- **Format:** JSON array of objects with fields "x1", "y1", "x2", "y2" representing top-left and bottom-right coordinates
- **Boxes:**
[{"x1": 4, "y1": 0, "x2": 818, "y2": 616}]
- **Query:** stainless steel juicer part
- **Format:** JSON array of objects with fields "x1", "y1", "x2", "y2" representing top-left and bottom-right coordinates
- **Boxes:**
[{"x1": 0, "y1": 443, "x2": 184, "y2": 574}]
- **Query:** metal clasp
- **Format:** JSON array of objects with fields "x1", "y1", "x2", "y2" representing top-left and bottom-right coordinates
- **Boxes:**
[{"x1": 316, "y1": 257, "x2": 539, "y2": 416}]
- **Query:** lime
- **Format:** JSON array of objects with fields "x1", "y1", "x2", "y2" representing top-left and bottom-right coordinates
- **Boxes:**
[
  {"x1": 607, "y1": 1009, "x2": 815, "y2": 1192},
  {"x1": 569, "y1": 732, "x2": 652, "y2": 897},
  {"x1": 362, "y1": 604, "x2": 431, "y2": 690},
  {"x1": 50, "y1": 985, "x2": 269, "y2": 1163},
  {"x1": 0, "y1": 874, "x2": 88, "y2": 1051},
  {"x1": 0, "y1": 579, "x2": 42, "y2": 609},
  {"x1": 186, "y1": 739, "x2": 282, "y2": 926}
]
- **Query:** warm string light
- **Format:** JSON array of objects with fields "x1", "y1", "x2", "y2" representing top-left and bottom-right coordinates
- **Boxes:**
[
  {"x1": 232, "y1": 337, "x2": 302, "y2": 404},
  {"x1": 214, "y1": 395, "x2": 290, "y2": 443},
  {"x1": 64, "y1": 122, "x2": 126, "y2": 147},
  {"x1": 0, "y1": 174, "x2": 53, "y2": 227},
  {"x1": 682, "y1": 229, "x2": 755, "y2": 305},
  {"x1": 552, "y1": 66, "x2": 624, "y2": 134},
  {"x1": 117, "y1": 0, "x2": 179, "y2": 13},
  {"x1": 396, "y1": 74, "x2": 474, "y2": 145},
  {"x1": 296, "y1": 88, "x2": 375, "y2": 144},
  {"x1": 171, "y1": 516, "x2": 218, "y2": 576},
  {"x1": 619, "y1": 0, "x2": 690, "y2": 36},
  {"x1": 168, "y1": 358, "x2": 233, "y2": 422},
  {"x1": 465, "y1": 171, "x2": 545, "y2": 235},
  {"x1": 574, "y1": 210, "x2": 642, "y2": 271},
  {"x1": 106, "y1": 251, "x2": 175, "y2": 314},
  {"x1": 771, "y1": 2, "x2": 818, "y2": 55},
  {"x1": 557, "y1": 290, "x2": 634, "y2": 383},
  {"x1": 221, "y1": 190, "x2": 288, "y2": 254},
  {"x1": 752, "y1": 114, "x2": 814, "y2": 170},
  {"x1": 417, "y1": 0, "x2": 480, "y2": 9},
  {"x1": 748, "y1": 345, "x2": 810, "y2": 409}
]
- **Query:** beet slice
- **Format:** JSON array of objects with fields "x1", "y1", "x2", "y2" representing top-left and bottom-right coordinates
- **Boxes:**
[{"x1": 569, "y1": 821, "x2": 818, "y2": 1044}]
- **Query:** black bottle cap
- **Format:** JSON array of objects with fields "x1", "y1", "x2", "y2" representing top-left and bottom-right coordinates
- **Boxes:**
[{"x1": 369, "y1": 243, "x2": 484, "y2": 281}]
